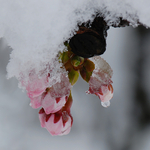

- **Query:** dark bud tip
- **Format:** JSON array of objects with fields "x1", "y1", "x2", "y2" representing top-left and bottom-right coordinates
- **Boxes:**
[{"x1": 69, "y1": 31, "x2": 106, "y2": 58}]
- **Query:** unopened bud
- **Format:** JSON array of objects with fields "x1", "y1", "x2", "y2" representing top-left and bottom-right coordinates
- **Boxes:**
[{"x1": 71, "y1": 55, "x2": 84, "y2": 67}]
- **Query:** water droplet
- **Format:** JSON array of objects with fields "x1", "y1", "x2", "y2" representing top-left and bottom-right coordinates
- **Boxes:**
[{"x1": 101, "y1": 101, "x2": 110, "y2": 108}]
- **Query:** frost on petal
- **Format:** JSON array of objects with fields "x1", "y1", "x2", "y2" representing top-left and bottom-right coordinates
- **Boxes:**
[
  {"x1": 50, "y1": 74, "x2": 71, "y2": 98},
  {"x1": 27, "y1": 76, "x2": 48, "y2": 98},
  {"x1": 41, "y1": 92, "x2": 67, "y2": 114},
  {"x1": 22, "y1": 72, "x2": 49, "y2": 98},
  {"x1": 87, "y1": 56, "x2": 114, "y2": 106},
  {"x1": 90, "y1": 56, "x2": 113, "y2": 84},
  {"x1": 88, "y1": 76, "x2": 103, "y2": 94}
]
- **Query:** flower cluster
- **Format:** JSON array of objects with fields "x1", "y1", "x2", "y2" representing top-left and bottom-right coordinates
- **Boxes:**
[
  {"x1": 21, "y1": 43, "x2": 114, "y2": 136},
  {"x1": 39, "y1": 93, "x2": 73, "y2": 136},
  {"x1": 21, "y1": 69, "x2": 73, "y2": 136}
]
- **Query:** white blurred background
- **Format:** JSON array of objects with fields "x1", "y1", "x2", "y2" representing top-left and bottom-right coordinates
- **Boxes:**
[{"x1": 0, "y1": 26, "x2": 150, "y2": 150}]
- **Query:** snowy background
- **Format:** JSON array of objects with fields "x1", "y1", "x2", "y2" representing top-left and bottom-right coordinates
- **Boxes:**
[
  {"x1": 1, "y1": 26, "x2": 150, "y2": 150},
  {"x1": 0, "y1": 1, "x2": 150, "y2": 150},
  {"x1": 0, "y1": 0, "x2": 150, "y2": 83}
]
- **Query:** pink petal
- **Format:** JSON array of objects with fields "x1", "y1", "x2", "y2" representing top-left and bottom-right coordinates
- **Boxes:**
[
  {"x1": 30, "y1": 94, "x2": 42, "y2": 108},
  {"x1": 38, "y1": 108, "x2": 73, "y2": 136},
  {"x1": 45, "y1": 114, "x2": 63, "y2": 136},
  {"x1": 60, "y1": 116, "x2": 72, "y2": 135},
  {"x1": 98, "y1": 84, "x2": 113, "y2": 102},
  {"x1": 42, "y1": 92, "x2": 67, "y2": 114},
  {"x1": 26, "y1": 74, "x2": 49, "y2": 98},
  {"x1": 39, "y1": 108, "x2": 46, "y2": 128},
  {"x1": 50, "y1": 74, "x2": 71, "y2": 98}
]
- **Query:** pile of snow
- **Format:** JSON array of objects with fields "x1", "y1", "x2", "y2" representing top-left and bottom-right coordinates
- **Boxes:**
[{"x1": 0, "y1": 0, "x2": 149, "y2": 86}]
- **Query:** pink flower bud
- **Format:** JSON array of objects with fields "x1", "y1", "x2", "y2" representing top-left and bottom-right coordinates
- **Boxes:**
[
  {"x1": 41, "y1": 92, "x2": 68, "y2": 114},
  {"x1": 97, "y1": 84, "x2": 113, "y2": 101},
  {"x1": 41, "y1": 74, "x2": 71, "y2": 114},
  {"x1": 95, "y1": 84, "x2": 113, "y2": 107},
  {"x1": 39, "y1": 108, "x2": 73, "y2": 136},
  {"x1": 87, "y1": 56, "x2": 114, "y2": 107},
  {"x1": 27, "y1": 72, "x2": 71, "y2": 112},
  {"x1": 87, "y1": 76, "x2": 114, "y2": 107}
]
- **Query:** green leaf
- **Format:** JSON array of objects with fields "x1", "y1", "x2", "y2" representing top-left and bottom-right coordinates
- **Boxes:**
[
  {"x1": 83, "y1": 59, "x2": 95, "y2": 72},
  {"x1": 61, "y1": 51, "x2": 70, "y2": 64},
  {"x1": 80, "y1": 66, "x2": 92, "y2": 82},
  {"x1": 68, "y1": 69, "x2": 79, "y2": 85}
]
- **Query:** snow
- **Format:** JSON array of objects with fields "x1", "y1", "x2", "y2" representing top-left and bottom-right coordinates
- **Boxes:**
[
  {"x1": 0, "y1": 0, "x2": 149, "y2": 86},
  {"x1": 90, "y1": 56, "x2": 113, "y2": 84}
]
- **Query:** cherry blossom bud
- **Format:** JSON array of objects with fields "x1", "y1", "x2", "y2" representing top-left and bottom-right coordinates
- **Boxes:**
[
  {"x1": 39, "y1": 109, "x2": 73, "y2": 136},
  {"x1": 87, "y1": 56, "x2": 114, "y2": 107},
  {"x1": 39, "y1": 93, "x2": 73, "y2": 136},
  {"x1": 41, "y1": 74, "x2": 71, "y2": 113}
]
